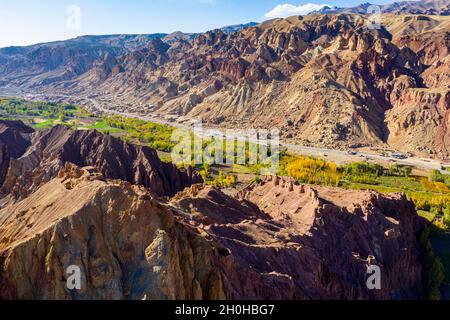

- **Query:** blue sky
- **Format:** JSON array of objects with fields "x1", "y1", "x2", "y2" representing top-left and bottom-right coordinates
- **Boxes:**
[{"x1": 0, "y1": 0, "x2": 393, "y2": 47}]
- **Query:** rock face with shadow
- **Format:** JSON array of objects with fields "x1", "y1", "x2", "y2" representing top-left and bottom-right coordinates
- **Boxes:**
[
  {"x1": 2, "y1": 9, "x2": 449, "y2": 158},
  {"x1": 0, "y1": 121, "x2": 35, "y2": 187},
  {"x1": 0, "y1": 121, "x2": 201, "y2": 202},
  {"x1": 0, "y1": 160, "x2": 426, "y2": 299}
]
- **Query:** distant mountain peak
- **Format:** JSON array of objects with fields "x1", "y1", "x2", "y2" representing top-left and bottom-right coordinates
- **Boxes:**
[
  {"x1": 310, "y1": 0, "x2": 450, "y2": 15},
  {"x1": 219, "y1": 22, "x2": 259, "y2": 34}
]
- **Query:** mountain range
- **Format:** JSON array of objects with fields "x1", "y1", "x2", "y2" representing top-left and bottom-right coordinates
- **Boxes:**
[
  {"x1": 0, "y1": 0, "x2": 449, "y2": 301},
  {"x1": 312, "y1": 0, "x2": 450, "y2": 15},
  {"x1": 0, "y1": 0, "x2": 448, "y2": 160},
  {"x1": 0, "y1": 120, "x2": 426, "y2": 299}
]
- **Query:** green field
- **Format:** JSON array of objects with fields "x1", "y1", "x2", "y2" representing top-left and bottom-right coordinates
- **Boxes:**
[
  {"x1": 1, "y1": 96, "x2": 449, "y2": 298},
  {"x1": 1, "y1": 97, "x2": 448, "y2": 224},
  {"x1": 82, "y1": 120, "x2": 123, "y2": 133},
  {"x1": 0, "y1": 97, "x2": 80, "y2": 118},
  {"x1": 33, "y1": 119, "x2": 56, "y2": 129}
]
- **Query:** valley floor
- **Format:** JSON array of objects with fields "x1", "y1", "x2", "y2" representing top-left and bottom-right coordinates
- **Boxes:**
[
  {"x1": 1, "y1": 88, "x2": 448, "y2": 172},
  {"x1": 1, "y1": 95, "x2": 449, "y2": 297}
]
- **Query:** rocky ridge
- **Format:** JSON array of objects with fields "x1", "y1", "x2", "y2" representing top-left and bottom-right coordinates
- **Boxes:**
[
  {"x1": 1, "y1": 10, "x2": 447, "y2": 158},
  {"x1": 312, "y1": 0, "x2": 450, "y2": 16},
  {"x1": 0, "y1": 164, "x2": 426, "y2": 299},
  {"x1": 0, "y1": 121, "x2": 428, "y2": 300},
  {"x1": 0, "y1": 121, "x2": 200, "y2": 203}
]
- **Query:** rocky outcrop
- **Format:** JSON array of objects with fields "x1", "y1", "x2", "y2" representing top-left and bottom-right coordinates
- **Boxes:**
[
  {"x1": 0, "y1": 10, "x2": 449, "y2": 158},
  {"x1": 0, "y1": 164, "x2": 223, "y2": 300},
  {"x1": 0, "y1": 34, "x2": 167, "y2": 87},
  {"x1": 177, "y1": 177, "x2": 425, "y2": 300},
  {"x1": 0, "y1": 123, "x2": 201, "y2": 202},
  {"x1": 0, "y1": 121, "x2": 35, "y2": 187},
  {"x1": 0, "y1": 171, "x2": 425, "y2": 300},
  {"x1": 386, "y1": 88, "x2": 450, "y2": 158}
]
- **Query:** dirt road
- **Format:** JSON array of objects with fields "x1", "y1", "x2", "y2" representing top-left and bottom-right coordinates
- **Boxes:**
[{"x1": 1, "y1": 87, "x2": 448, "y2": 173}]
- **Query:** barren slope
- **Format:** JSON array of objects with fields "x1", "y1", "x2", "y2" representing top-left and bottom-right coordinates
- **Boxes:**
[
  {"x1": 0, "y1": 167, "x2": 425, "y2": 300},
  {"x1": 0, "y1": 10, "x2": 448, "y2": 159},
  {"x1": 41, "y1": 13, "x2": 450, "y2": 158}
]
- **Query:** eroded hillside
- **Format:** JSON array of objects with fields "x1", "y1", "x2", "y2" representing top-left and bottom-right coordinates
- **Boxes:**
[
  {"x1": 1, "y1": 12, "x2": 448, "y2": 159},
  {"x1": 0, "y1": 121, "x2": 429, "y2": 300}
]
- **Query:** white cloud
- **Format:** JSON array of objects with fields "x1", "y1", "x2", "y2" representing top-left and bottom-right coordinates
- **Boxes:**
[{"x1": 264, "y1": 3, "x2": 331, "y2": 19}]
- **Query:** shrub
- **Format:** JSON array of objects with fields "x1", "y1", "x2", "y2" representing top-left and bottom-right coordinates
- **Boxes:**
[
  {"x1": 104, "y1": 115, "x2": 176, "y2": 153},
  {"x1": 419, "y1": 227, "x2": 445, "y2": 300},
  {"x1": 401, "y1": 166, "x2": 413, "y2": 177},
  {"x1": 388, "y1": 164, "x2": 412, "y2": 177},
  {"x1": 430, "y1": 170, "x2": 450, "y2": 187},
  {"x1": 344, "y1": 162, "x2": 384, "y2": 176},
  {"x1": 409, "y1": 193, "x2": 450, "y2": 215}
]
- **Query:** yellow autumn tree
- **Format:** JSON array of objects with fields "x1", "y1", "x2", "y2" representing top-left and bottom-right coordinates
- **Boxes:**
[{"x1": 286, "y1": 157, "x2": 341, "y2": 187}]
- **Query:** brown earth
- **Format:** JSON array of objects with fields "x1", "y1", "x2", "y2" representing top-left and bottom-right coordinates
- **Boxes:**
[
  {"x1": 0, "y1": 120, "x2": 201, "y2": 203},
  {"x1": 0, "y1": 122, "x2": 427, "y2": 300},
  {"x1": 0, "y1": 164, "x2": 426, "y2": 300},
  {"x1": 2, "y1": 11, "x2": 447, "y2": 159}
]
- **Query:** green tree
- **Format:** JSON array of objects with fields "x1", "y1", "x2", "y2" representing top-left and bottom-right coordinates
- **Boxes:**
[
  {"x1": 419, "y1": 228, "x2": 445, "y2": 300},
  {"x1": 401, "y1": 166, "x2": 412, "y2": 177},
  {"x1": 430, "y1": 170, "x2": 445, "y2": 183},
  {"x1": 444, "y1": 204, "x2": 450, "y2": 228}
]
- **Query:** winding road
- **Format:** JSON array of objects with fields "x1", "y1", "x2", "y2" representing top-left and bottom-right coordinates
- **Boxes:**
[{"x1": 1, "y1": 87, "x2": 448, "y2": 173}]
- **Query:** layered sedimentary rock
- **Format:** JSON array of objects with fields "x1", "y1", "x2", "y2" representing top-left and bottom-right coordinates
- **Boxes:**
[
  {"x1": 0, "y1": 164, "x2": 222, "y2": 300},
  {"x1": 0, "y1": 9, "x2": 449, "y2": 158},
  {"x1": 386, "y1": 88, "x2": 450, "y2": 156},
  {"x1": 0, "y1": 121, "x2": 200, "y2": 202},
  {"x1": 0, "y1": 166, "x2": 425, "y2": 300}
]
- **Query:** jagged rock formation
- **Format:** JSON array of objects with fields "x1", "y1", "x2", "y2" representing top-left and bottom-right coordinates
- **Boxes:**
[
  {"x1": 312, "y1": 0, "x2": 450, "y2": 16},
  {"x1": 0, "y1": 166, "x2": 425, "y2": 300},
  {"x1": 0, "y1": 121, "x2": 35, "y2": 188},
  {"x1": 0, "y1": 121, "x2": 200, "y2": 202},
  {"x1": 0, "y1": 2, "x2": 448, "y2": 158},
  {"x1": 0, "y1": 164, "x2": 222, "y2": 300}
]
